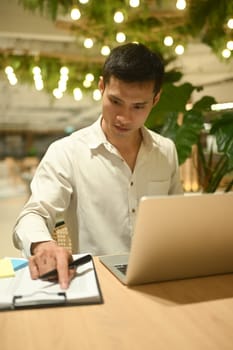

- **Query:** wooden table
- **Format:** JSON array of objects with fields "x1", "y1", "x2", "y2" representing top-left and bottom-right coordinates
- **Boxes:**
[{"x1": 1, "y1": 258, "x2": 233, "y2": 350}]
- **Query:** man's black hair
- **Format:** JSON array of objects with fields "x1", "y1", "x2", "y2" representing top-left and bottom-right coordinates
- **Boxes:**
[{"x1": 102, "y1": 42, "x2": 164, "y2": 95}]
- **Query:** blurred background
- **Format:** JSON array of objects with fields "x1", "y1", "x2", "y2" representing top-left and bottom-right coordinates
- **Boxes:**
[{"x1": 0, "y1": 0, "x2": 233, "y2": 256}]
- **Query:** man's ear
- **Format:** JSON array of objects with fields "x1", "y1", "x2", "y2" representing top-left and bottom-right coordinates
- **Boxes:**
[
  {"x1": 98, "y1": 76, "x2": 105, "y2": 95},
  {"x1": 152, "y1": 90, "x2": 162, "y2": 106}
]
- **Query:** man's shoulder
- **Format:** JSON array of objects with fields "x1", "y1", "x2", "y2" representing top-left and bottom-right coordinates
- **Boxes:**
[{"x1": 51, "y1": 120, "x2": 98, "y2": 148}]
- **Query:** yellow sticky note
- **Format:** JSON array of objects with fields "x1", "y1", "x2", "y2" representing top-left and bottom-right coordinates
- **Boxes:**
[{"x1": 0, "y1": 258, "x2": 15, "y2": 278}]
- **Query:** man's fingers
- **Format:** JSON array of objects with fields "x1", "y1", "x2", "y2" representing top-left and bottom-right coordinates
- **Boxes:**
[
  {"x1": 29, "y1": 241, "x2": 73, "y2": 289},
  {"x1": 29, "y1": 256, "x2": 40, "y2": 279},
  {"x1": 56, "y1": 251, "x2": 71, "y2": 289}
]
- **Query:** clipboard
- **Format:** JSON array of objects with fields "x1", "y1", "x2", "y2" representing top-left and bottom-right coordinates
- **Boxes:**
[{"x1": 0, "y1": 254, "x2": 103, "y2": 310}]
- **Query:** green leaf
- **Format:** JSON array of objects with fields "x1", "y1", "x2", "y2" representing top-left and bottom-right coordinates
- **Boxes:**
[
  {"x1": 157, "y1": 82, "x2": 196, "y2": 113},
  {"x1": 193, "y1": 96, "x2": 217, "y2": 111},
  {"x1": 146, "y1": 82, "x2": 197, "y2": 130},
  {"x1": 160, "y1": 110, "x2": 204, "y2": 165},
  {"x1": 210, "y1": 112, "x2": 233, "y2": 169}
]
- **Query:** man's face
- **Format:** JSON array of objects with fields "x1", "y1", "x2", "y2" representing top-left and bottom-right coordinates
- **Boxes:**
[{"x1": 99, "y1": 76, "x2": 160, "y2": 141}]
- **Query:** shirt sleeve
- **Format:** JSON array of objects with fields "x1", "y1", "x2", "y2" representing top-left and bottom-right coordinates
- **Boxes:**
[{"x1": 13, "y1": 139, "x2": 74, "y2": 257}]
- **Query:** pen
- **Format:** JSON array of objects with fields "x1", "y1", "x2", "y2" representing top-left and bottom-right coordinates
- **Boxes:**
[{"x1": 39, "y1": 254, "x2": 92, "y2": 280}]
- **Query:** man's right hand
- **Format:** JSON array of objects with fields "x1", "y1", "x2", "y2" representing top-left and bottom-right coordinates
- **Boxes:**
[{"x1": 29, "y1": 241, "x2": 75, "y2": 289}]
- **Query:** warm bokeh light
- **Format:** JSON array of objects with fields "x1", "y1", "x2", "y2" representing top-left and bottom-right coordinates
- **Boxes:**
[
  {"x1": 73, "y1": 87, "x2": 83, "y2": 101},
  {"x1": 60, "y1": 66, "x2": 69, "y2": 75},
  {"x1": 85, "y1": 73, "x2": 94, "y2": 82},
  {"x1": 5, "y1": 66, "x2": 14, "y2": 75},
  {"x1": 70, "y1": 8, "x2": 81, "y2": 20},
  {"x1": 164, "y1": 36, "x2": 174, "y2": 46},
  {"x1": 84, "y1": 38, "x2": 94, "y2": 48},
  {"x1": 222, "y1": 48, "x2": 231, "y2": 58},
  {"x1": 175, "y1": 44, "x2": 184, "y2": 55},
  {"x1": 226, "y1": 40, "x2": 233, "y2": 50},
  {"x1": 116, "y1": 32, "x2": 126, "y2": 43},
  {"x1": 53, "y1": 88, "x2": 63, "y2": 99},
  {"x1": 83, "y1": 80, "x2": 91, "y2": 88},
  {"x1": 176, "y1": 0, "x2": 186, "y2": 10},
  {"x1": 129, "y1": 0, "x2": 140, "y2": 8},
  {"x1": 114, "y1": 11, "x2": 124, "y2": 23},
  {"x1": 101, "y1": 45, "x2": 111, "y2": 56},
  {"x1": 93, "y1": 89, "x2": 102, "y2": 101},
  {"x1": 227, "y1": 18, "x2": 233, "y2": 29}
]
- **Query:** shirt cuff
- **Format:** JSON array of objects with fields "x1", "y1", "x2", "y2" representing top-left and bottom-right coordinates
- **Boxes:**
[{"x1": 13, "y1": 213, "x2": 54, "y2": 258}]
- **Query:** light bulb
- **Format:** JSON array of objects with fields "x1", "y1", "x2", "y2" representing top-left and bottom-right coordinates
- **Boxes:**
[
  {"x1": 227, "y1": 18, "x2": 233, "y2": 29},
  {"x1": 175, "y1": 44, "x2": 184, "y2": 55},
  {"x1": 114, "y1": 11, "x2": 124, "y2": 23},
  {"x1": 73, "y1": 88, "x2": 83, "y2": 101},
  {"x1": 129, "y1": 0, "x2": 140, "y2": 8},
  {"x1": 176, "y1": 0, "x2": 186, "y2": 10},
  {"x1": 70, "y1": 8, "x2": 81, "y2": 20},
  {"x1": 222, "y1": 49, "x2": 231, "y2": 58},
  {"x1": 93, "y1": 89, "x2": 102, "y2": 101},
  {"x1": 84, "y1": 38, "x2": 94, "y2": 48},
  {"x1": 226, "y1": 41, "x2": 233, "y2": 50},
  {"x1": 116, "y1": 32, "x2": 126, "y2": 43},
  {"x1": 5, "y1": 66, "x2": 14, "y2": 75},
  {"x1": 85, "y1": 73, "x2": 94, "y2": 82},
  {"x1": 101, "y1": 46, "x2": 111, "y2": 56},
  {"x1": 164, "y1": 36, "x2": 174, "y2": 46}
]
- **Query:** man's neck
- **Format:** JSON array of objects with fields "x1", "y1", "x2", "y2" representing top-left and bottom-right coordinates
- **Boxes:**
[{"x1": 111, "y1": 131, "x2": 142, "y2": 171}]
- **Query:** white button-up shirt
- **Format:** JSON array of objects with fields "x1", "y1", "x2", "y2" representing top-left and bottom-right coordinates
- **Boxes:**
[{"x1": 13, "y1": 117, "x2": 183, "y2": 257}]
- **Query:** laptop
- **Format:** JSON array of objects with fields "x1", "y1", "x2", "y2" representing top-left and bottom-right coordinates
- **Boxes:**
[{"x1": 99, "y1": 193, "x2": 233, "y2": 285}]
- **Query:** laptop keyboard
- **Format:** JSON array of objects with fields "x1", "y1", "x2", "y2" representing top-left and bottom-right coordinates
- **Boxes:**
[{"x1": 115, "y1": 264, "x2": 128, "y2": 275}]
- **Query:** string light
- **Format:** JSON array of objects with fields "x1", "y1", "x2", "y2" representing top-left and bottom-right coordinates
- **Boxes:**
[
  {"x1": 83, "y1": 80, "x2": 91, "y2": 88},
  {"x1": 101, "y1": 45, "x2": 111, "y2": 56},
  {"x1": 93, "y1": 89, "x2": 102, "y2": 101},
  {"x1": 83, "y1": 73, "x2": 94, "y2": 88},
  {"x1": 116, "y1": 32, "x2": 126, "y2": 43},
  {"x1": 57, "y1": 66, "x2": 69, "y2": 93},
  {"x1": 176, "y1": 0, "x2": 186, "y2": 10},
  {"x1": 227, "y1": 18, "x2": 233, "y2": 29},
  {"x1": 70, "y1": 8, "x2": 81, "y2": 20},
  {"x1": 32, "y1": 66, "x2": 44, "y2": 91},
  {"x1": 73, "y1": 87, "x2": 83, "y2": 101},
  {"x1": 222, "y1": 48, "x2": 231, "y2": 58},
  {"x1": 175, "y1": 44, "x2": 184, "y2": 55},
  {"x1": 79, "y1": 0, "x2": 89, "y2": 3},
  {"x1": 129, "y1": 0, "x2": 140, "y2": 8},
  {"x1": 85, "y1": 73, "x2": 94, "y2": 82},
  {"x1": 53, "y1": 88, "x2": 63, "y2": 99},
  {"x1": 84, "y1": 38, "x2": 94, "y2": 48},
  {"x1": 114, "y1": 11, "x2": 124, "y2": 23},
  {"x1": 5, "y1": 66, "x2": 18, "y2": 86},
  {"x1": 226, "y1": 40, "x2": 233, "y2": 50},
  {"x1": 164, "y1": 36, "x2": 174, "y2": 46}
]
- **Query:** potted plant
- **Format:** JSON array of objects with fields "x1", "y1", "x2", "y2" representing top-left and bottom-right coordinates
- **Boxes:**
[{"x1": 146, "y1": 74, "x2": 233, "y2": 193}]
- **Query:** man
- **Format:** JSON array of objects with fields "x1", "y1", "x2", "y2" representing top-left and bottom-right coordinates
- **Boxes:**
[{"x1": 13, "y1": 43, "x2": 183, "y2": 288}]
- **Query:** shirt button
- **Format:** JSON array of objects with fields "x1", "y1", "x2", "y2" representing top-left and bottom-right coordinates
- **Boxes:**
[
  {"x1": 132, "y1": 208, "x2": 136, "y2": 213},
  {"x1": 130, "y1": 181, "x2": 134, "y2": 186}
]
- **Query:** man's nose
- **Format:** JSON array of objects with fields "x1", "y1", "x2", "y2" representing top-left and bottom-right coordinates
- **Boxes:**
[{"x1": 116, "y1": 108, "x2": 132, "y2": 123}]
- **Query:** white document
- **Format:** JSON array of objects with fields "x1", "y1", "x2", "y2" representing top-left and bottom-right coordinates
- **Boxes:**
[{"x1": 0, "y1": 254, "x2": 103, "y2": 310}]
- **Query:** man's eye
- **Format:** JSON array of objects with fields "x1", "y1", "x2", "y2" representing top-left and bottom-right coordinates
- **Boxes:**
[
  {"x1": 111, "y1": 99, "x2": 120, "y2": 105},
  {"x1": 134, "y1": 105, "x2": 144, "y2": 109}
]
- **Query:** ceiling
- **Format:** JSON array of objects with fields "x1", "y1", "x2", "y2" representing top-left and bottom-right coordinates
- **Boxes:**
[{"x1": 0, "y1": 0, "x2": 233, "y2": 132}]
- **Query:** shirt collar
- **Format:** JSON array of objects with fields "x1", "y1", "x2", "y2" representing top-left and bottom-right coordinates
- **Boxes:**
[
  {"x1": 87, "y1": 115, "x2": 157, "y2": 151},
  {"x1": 87, "y1": 116, "x2": 108, "y2": 149}
]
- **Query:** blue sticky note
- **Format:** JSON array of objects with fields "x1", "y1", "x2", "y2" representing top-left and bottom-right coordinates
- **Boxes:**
[{"x1": 10, "y1": 258, "x2": 28, "y2": 271}]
